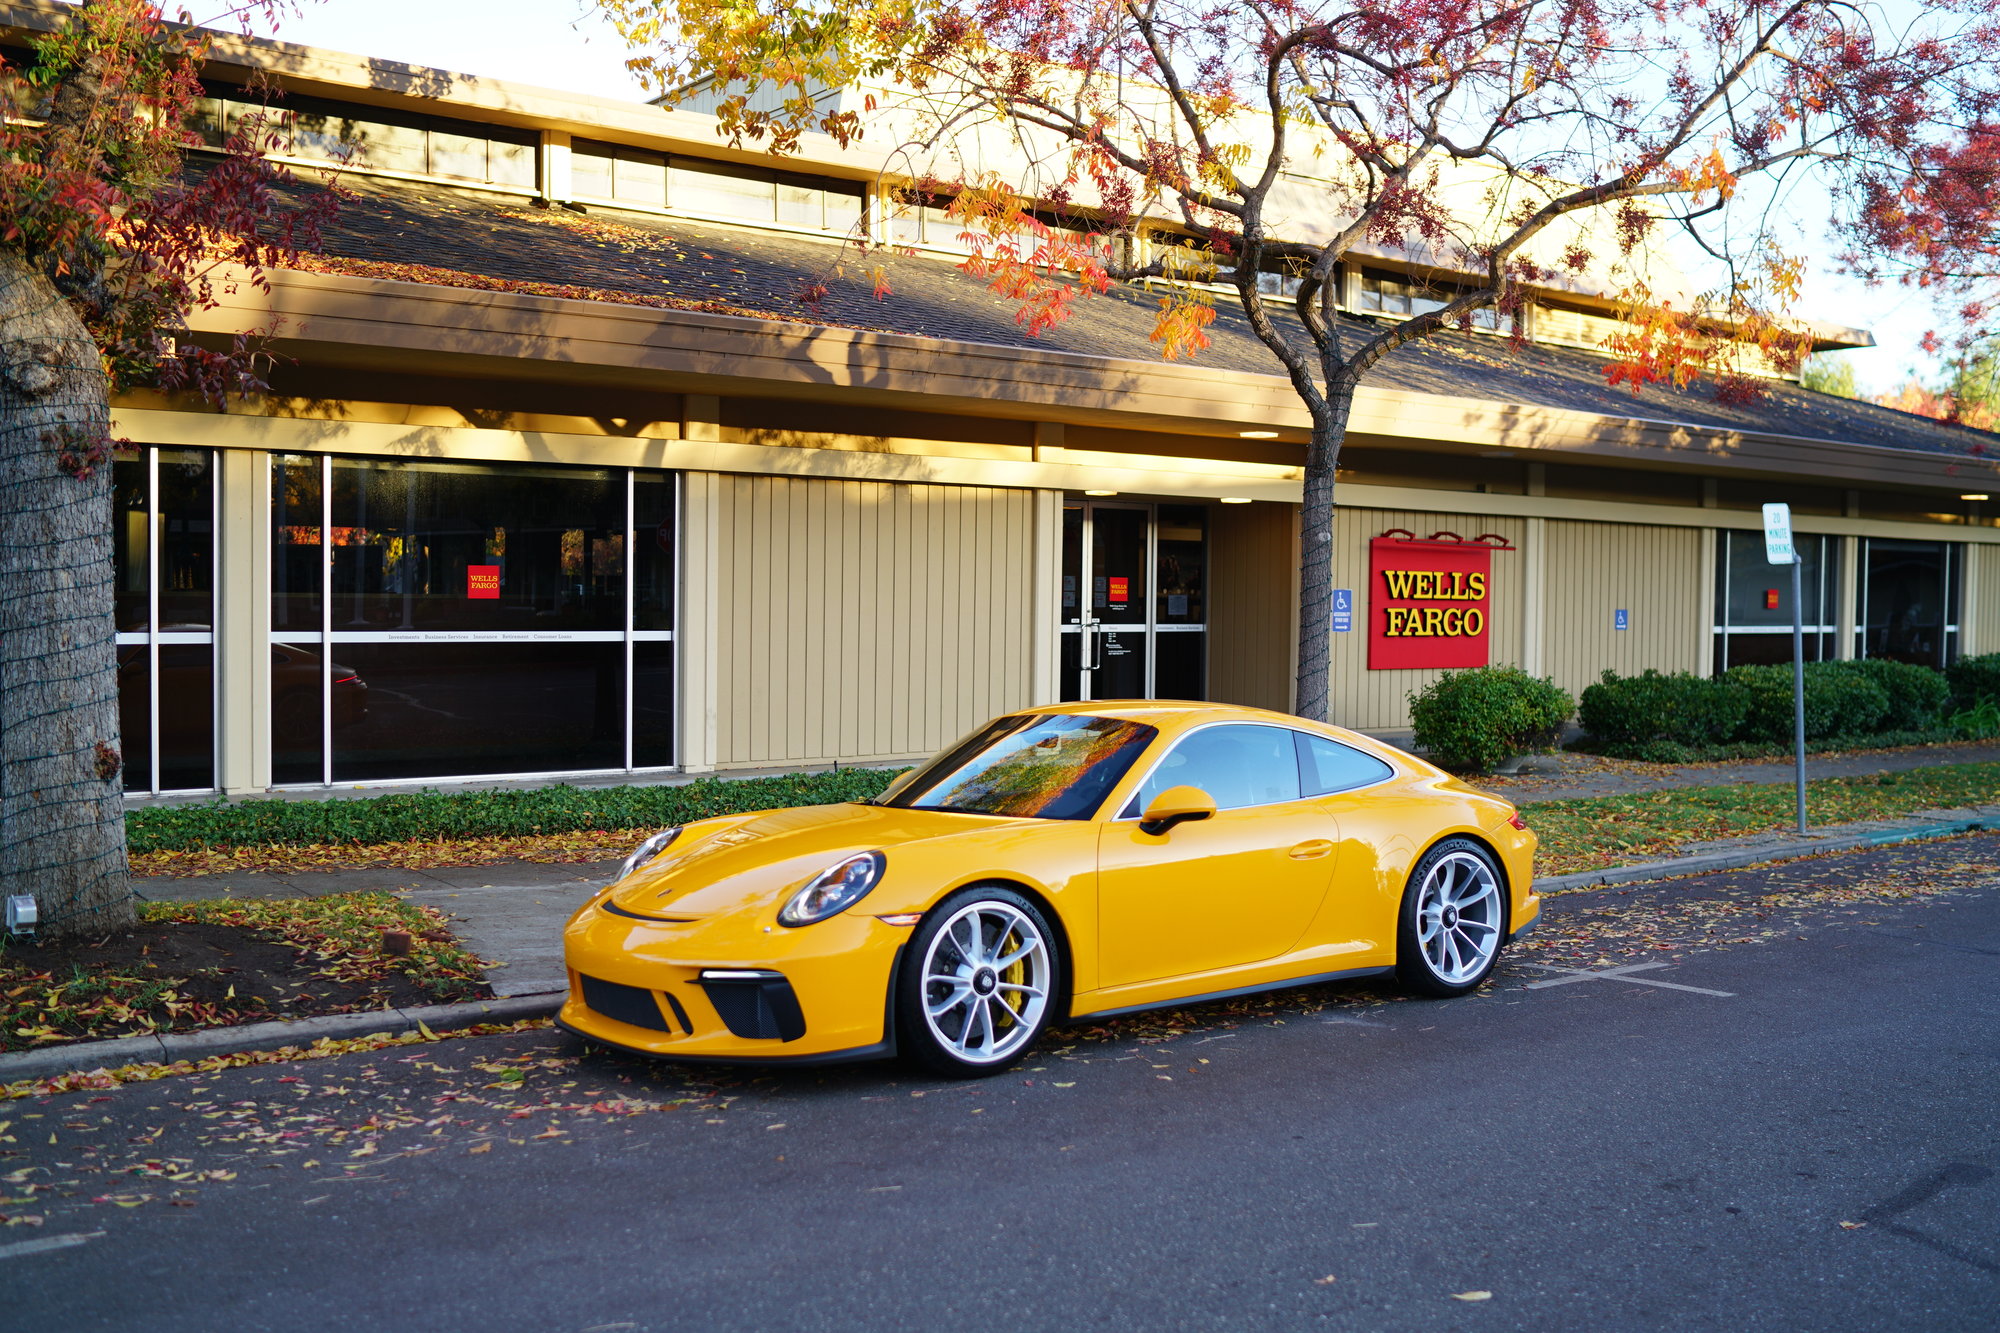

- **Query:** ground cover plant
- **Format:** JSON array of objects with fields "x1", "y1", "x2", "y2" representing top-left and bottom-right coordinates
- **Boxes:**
[
  {"x1": 1, "y1": 894, "x2": 489, "y2": 1053},
  {"x1": 127, "y1": 769, "x2": 904, "y2": 877},
  {"x1": 1525, "y1": 762, "x2": 2000, "y2": 877}
]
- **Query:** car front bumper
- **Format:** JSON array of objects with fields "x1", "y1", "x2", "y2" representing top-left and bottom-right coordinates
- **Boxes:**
[{"x1": 559, "y1": 900, "x2": 906, "y2": 1063}]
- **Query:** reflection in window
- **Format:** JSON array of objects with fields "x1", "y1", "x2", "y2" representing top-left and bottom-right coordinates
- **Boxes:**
[
  {"x1": 1355, "y1": 267, "x2": 1513, "y2": 333},
  {"x1": 1713, "y1": 530, "x2": 1838, "y2": 671},
  {"x1": 190, "y1": 88, "x2": 537, "y2": 188},
  {"x1": 1298, "y1": 733, "x2": 1393, "y2": 796},
  {"x1": 111, "y1": 445, "x2": 216, "y2": 792},
  {"x1": 884, "y1": 714, "x2": 1157, "y2": 819},
  {"x1": 570, "y1": 138, "x2": 864, "y2": 233},
  {"x1": 1860, "y1": 539, "x2": 1961, "y2": 667},
  {"x1": 1129, "y1": 723, "x2": 1302, "y2": 814},
  {"x1": 328, "y1": 459, "x2": 624, "y2": 633}
]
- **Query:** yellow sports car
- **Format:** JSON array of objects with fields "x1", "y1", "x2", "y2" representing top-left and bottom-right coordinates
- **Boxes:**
[{"x1": 559, "y1": 701, "x2": 1538, "y2": 1076}]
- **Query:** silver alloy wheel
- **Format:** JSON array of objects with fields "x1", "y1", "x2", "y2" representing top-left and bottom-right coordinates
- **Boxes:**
[
  {"x1": 919, "y1": 900, "x2": 1052, "y2": 1066},
  {"x1": 1415, "y1": 851, "x2": 1503, "y2": 984}
]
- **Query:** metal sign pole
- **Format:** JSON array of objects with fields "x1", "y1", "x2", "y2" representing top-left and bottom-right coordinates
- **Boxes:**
[
  {"x1": 1764, "y1": 502, "x2": 1808, "y2": 836},
  {"x1": 1790, "y1": 553, "x2": 1807, "y2": 835}
]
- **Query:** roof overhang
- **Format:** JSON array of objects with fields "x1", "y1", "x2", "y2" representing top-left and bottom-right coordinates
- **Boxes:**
[{"x1": 185, "y1": 266, "x2": 1988, "y2": 495}]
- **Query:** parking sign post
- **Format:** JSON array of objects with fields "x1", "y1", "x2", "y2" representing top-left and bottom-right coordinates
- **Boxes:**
[{"x1": 1762, "y1": 503, "x2": 1808, "y2": 835}]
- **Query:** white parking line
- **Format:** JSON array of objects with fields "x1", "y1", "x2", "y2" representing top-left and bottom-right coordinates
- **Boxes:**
[
  {"x1": 1521, "y1": 961, "x2": 1735, "y2": 998},
  {"x1": 0, "y1": 1232, "x2": 104, "y2": 1261}
]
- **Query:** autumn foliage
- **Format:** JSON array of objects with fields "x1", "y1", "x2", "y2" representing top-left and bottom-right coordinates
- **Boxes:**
[{"x1": 0, "y1": 0, "x2": 332, "y2": 413}]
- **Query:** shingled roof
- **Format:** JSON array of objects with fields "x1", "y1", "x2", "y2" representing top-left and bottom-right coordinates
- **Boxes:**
[{"x1": 288, "y1": 172, "x2": 1997, "y2": 465}]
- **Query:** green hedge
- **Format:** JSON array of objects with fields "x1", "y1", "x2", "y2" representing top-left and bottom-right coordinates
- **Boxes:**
[
  {"x1": 127, "y1": 768, "x2": 905, "y2": 853},
  {"x1": 1724, "y1": 663, "x2": 1889, "y2": 742},
  {"x1": 1580, "y1": 658, "x2": 1964, "y2": 759},
  {"x1": 1578, "y1": 670, "x2": 1750, "y2": 751},
  {"x1": 1409, "y1": 667, "x2": 1573, "y2": 773},
  {"x1": 1947, "y1": 652, "x2": 2000, "y2": 712}
]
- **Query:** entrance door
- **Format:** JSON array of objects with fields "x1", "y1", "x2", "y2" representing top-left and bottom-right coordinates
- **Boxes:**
[{"x1": 1059, "y1": 502, "x2": 1207, "y2": 702}]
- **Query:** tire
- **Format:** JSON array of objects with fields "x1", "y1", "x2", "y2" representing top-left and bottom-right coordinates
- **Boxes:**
[
  {"x1": 1394, "y1": 837, "x2": 1507, "y2": 997},
  {"x1": 897, "y1": 885, "x2": 1061, "y2": 1077}
]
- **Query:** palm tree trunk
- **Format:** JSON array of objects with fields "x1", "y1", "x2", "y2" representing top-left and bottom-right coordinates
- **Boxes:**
[{"x1": 0, "y1": 247, "x2": 133, "y2": 939}]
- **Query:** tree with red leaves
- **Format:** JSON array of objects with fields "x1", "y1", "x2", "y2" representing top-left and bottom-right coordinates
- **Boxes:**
[
  {"x1": 610, "y1": 0, "x2": 2000, "y2": 721},
  {"x1": 0, "y1": 0, "x2": 328, "y2": 939},
  {"x1": 1847, "y1": 123, "x2": 2000, "y2": 350}
]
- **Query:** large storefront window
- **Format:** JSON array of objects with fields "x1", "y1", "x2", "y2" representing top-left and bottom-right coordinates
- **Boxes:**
[
  {"x1": 113, "y1": 445, "x2": 216, "y2": 793},
  {"x1": 271, "y1": 457, "x2": 676, "y2": 784},
  {"x1": 1712, "y1": 530, "x2": 1838, "y2": 672},
  {"x1": 1859, "y1": 539, "x2": 1962, "y2": 667}
]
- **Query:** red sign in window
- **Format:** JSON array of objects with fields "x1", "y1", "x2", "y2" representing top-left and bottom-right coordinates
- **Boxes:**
[
  {"x1": 467, "y1": 564, "x2": 501, "y2": 599},
  {"x1": 1764, "y1": 588, "x2": 1780, "y2": 610},
  {"x1": 1108, "y1": 576, "x2": 1129, "y2": 605},
  {"x1": 1367, "y1": 537, "x2": 1493, "y2": 670}
]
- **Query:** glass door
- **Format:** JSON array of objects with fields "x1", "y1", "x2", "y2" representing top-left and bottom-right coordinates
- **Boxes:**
[{"x1": 1059, "y1": 501, "x2": 1207, "y2": 702}]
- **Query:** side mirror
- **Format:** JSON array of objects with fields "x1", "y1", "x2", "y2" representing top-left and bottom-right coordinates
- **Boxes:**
[{"x1": 1139, "y1": 785, "x2": 1217, "y2": 837}]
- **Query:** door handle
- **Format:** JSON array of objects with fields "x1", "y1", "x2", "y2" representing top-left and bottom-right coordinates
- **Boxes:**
[{"x1": 1287, "y1": 839, "x2": 1334, "y2": 861}]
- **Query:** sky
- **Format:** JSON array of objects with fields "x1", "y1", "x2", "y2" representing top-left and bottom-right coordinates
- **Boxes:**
[{"x1": 255, "y1": 0, "x2": 1944, "y2": 394}]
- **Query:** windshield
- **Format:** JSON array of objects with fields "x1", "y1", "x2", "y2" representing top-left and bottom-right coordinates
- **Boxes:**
[{"x1": 876, "y1": 714, "x2": 1159, "y2": 820}]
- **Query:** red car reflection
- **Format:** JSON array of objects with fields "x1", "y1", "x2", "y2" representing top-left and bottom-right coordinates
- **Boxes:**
[{"x1": 116, "y1": 639, "x2": 367, "y2": 749}]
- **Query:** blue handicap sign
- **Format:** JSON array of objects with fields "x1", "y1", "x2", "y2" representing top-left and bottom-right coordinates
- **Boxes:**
[
  {"x1": 1331, "y1": 589, "x2": 1353, "y2": 633},
  {"x1": 1615, "y1": 609, "x2": 1630, "y2": 631}
]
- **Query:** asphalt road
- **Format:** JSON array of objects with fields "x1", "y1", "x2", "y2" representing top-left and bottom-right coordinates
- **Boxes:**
[{"x1": 4, "y1": 834, "x2": 1997, "y2": 1332}]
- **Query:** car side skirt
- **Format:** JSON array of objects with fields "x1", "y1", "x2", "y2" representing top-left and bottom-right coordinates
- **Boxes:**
[{"x1": 1068, "y1": 965, "x2": 1395, "y2": 1024}]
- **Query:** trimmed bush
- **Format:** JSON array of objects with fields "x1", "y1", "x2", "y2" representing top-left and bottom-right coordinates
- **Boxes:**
[
  {"x1": 1578, "y1": 670, "x2": 1751, "y2": 752},
  {"x1": 127, "y1": 768, "x2": 905, "y2": 854},
  {"x1": 1821, "y1": 659, "x2": 1951, "y2": 731},
  {"x1": 1947, "y1": 652, "x2": 2000, "y2": 713},
  {"x1": 1409, "y1": 667, "x2": 1574, "y2": 773},
  {"x1": 1724, "y1": 663, "x2": 1890, "y2": 742}
]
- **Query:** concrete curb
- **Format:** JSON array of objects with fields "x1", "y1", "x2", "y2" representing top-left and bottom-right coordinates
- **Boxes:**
[
  {"x1": 1537, "y1": 811, "x2": 1998, "y2": 894},
  {"x1": 0, "y1": 992, "x2": 562, "y2": 1087}
]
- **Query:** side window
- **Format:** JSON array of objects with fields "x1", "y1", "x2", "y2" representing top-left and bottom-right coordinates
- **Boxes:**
[
  {"x1": 1127, "y1": 723, "x2": 1303, "y2": 814},
  {"x1": 1296, "y1": 732, "x2": 1394, "y2": 796}
]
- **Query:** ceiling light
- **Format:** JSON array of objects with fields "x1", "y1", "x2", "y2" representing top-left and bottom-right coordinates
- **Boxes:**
[
  {"x1": 1962, "y1": 493, "x2": 1990, "y2": 501},
  {"x1": 1219, "y1": 497, "x2": 1253, "y2": 505},
  {"x1": 1238, "y1": 430, "x2": 1280, "y2": 439},
  {"x1": 1083, "y1": 489, "x2": 1118, "y2": 497}
]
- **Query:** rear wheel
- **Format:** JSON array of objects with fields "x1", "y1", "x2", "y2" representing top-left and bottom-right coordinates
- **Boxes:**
[
  {"x1": 1395, "y1": 838, "x2": 1506, "y2": 997},
  {"x1": 897, "y1": 886, "x2": 1059, "y2": 1077}
]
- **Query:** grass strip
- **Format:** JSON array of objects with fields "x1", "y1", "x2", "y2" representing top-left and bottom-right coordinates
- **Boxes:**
[{"x1": 1525, "y1": 762, "x2": 2000, "y2": 876}]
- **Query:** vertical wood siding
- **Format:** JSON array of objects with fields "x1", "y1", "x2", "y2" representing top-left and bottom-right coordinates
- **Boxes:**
[
  {"x1": 1208, "y1": 501, "x2": 1299, "y2": 713},
  {"x1": 1326, "y1": 507, "x2": 1528, "y2": 730},
  {"x1": 715, "y1": 475, "x2": 1037, "y2": 767},
  {"x1": 1972, "y1": 544, "x2": 2000, "y2": 656},
  {"x1": 1542, "y1": 520, "x2": 1703, "y2": 695}
]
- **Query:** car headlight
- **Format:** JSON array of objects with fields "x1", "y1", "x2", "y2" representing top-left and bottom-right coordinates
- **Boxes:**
[
  {"x1": 615, "y1": 826, "x2": 682, "y2": 883},
  {"x1": 778, "y1": 851, "x2": 886, "y2": 927}
]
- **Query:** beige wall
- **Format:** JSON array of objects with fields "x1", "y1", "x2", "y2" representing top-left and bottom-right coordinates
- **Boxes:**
[
  {"x1": 713, "y1": 475, "x2": 1039, "y2": 768},
  {"x1": 1208, "y1": 501, "x2": 1299, "y2": 714},
  {"x1": 1325, "y1": 507, "x2": 1529, "y2": 731},
  {"x1": 1972, "y1": 543, "x2": 2000, "y2": 657},
  {"x1": 1542, "y1": 520, "x2": 1706, "y2": 697}
]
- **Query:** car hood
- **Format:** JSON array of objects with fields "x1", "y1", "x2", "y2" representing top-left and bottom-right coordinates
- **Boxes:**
[{"x1": 608, "y1": 801, "x2": 1033, "y2": 919}]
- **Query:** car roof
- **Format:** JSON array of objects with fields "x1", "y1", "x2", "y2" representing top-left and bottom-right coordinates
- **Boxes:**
[{"x1": 1017, "y1": 700, "x2": 1397, "y2": 752}]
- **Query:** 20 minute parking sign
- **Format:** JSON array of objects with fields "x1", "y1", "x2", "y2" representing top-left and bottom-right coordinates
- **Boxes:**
[{"x1": 1762, "y1": 502, "x2": 1796, "y2": 565}]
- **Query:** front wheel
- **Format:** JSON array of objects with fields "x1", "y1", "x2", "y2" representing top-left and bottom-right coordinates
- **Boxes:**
[
  {"x1": 1395, "y1": 838, "x2": 1507, "y2": 997},
  {"x1": 896, "y1": 886, "x2": 1060, "y2": 1077}
]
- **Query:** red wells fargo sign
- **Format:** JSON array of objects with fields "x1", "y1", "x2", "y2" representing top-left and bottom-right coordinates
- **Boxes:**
[{"x1": 1367, "y1": 533, "x2": 1500, "y2": 670}]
